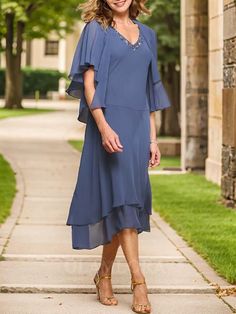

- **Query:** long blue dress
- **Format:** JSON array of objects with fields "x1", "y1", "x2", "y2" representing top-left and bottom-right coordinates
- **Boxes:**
[{"x1": 66, "y1": 18, "x2": 171, "y2": 249}]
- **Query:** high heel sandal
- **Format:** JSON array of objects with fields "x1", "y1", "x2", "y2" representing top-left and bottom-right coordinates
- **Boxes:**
[
  {"x1": 131, "y1": 278, "x2": 151, "y2": 314},
  {"x1": 93, "y1": 271, "x2": 118, "y2": 306}
]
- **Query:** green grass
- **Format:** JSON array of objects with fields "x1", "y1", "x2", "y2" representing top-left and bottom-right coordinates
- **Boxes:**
[
  {"x1": 158, "y1": 135, "x2": 180, "y2": 140},
  {"x1": 150, "y1": 173, "x2": 236, "y2": 284},
  {"x1": 0, "y1": 107, "x2": 55, "y2": 120},
  {"x1": 69, "y1": 139, "x2": 84, "y2": 152},
  {"x1": 68, "y1": 140, "x2": 180, "y2": 169},
  {"x1": 150, "y1": 156, "x2": 180, "y2": 170},
  {"x1": 0, "y1": 154, "x2": 17, "y2": 224}
]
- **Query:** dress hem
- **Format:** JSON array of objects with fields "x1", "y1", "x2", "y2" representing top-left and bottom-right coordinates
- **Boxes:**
[
  {"x1": 67, "y1": 204, "x2": 152, "y2": 250},
  {"x1": 69, "y1": 224, "x2": 151, "y2": 250}
]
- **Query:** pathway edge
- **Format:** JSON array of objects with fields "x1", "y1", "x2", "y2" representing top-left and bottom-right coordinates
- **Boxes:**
[
  {"x1": 151, "y1": 211, "x2": 231, "y2": 287},
  {"x1": 0, "y1": 151, "x2": 25, "y2": 256}
]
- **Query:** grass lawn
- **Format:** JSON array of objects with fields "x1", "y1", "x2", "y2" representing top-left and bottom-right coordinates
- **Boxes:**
[
  {"x1": 150, "y1": 156, "x2": 180, "y2": 170},
  {"x1": 0, "y1": 154, "x2": 16, "y2": 224},
  {"x1": 158, "y1": 135, "x2": 180, "y2": 140},
  {"x1": 69, "y1": 139, "x2": 84, "y2": 152},
  {"x1": 0, "y1": 107, "x2": 55, "y2": 120},
  {"x1": 150, "y1": 173, "x2": 236, "y2": 284},
  {"x1": 68, "y1": 139, "x2": 180, "y2": 170}
]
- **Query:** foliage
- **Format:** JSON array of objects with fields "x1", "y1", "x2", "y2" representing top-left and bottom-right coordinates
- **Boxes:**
[
  {"x1": 0, "y1": 0, "x2": 179, "y2": 61},
  {"x1": 0, "y1": 0, "x2": 83, "y2": 107},
  {"x1": 140, "y1": 0, "x2": 180, "y2": 65},
  {"x1": 0, "y1": 0, "x2": 180, "y2": 66},
  {"x1": 0, "y1": 0, "x2": 82, "y2": 44},
  {"x1": 0, "y1": 68, "x2": 66, "y2": 96}
]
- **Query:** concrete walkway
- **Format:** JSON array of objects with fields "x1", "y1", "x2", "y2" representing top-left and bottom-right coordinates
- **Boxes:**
[{"x1": 0, "y1": 100, "x2": 234, "y2": 314}]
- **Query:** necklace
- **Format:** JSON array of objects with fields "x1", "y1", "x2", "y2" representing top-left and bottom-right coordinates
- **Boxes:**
[{"x1": 111, "y1": 18, "x2": 142, "y2": 50}]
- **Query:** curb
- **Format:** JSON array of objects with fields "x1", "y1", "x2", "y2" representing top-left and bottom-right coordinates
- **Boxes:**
[
  {"x1": 2, "y1": 254, "x2": 187, "y2": 263},
  {"x1": 0, "y1": 152, "x2": 25, "y2": 256},
  {"x1": 151, "y1": 212, "x2": 231, "y2": 287},
  {"x1": 0, "y1": 284, "x2": 216, "y2": 294}
]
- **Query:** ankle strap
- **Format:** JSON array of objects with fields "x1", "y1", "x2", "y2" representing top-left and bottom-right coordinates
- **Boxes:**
[
  {"x1": 100, "y1": 275, "x2": 111, "y2": 280},
  {"x1": 131, "y1": 280, "x2": 146, "y2": 291},
  {"x1": 94, "y1": 272, "x2": 111, "y2": 285}
]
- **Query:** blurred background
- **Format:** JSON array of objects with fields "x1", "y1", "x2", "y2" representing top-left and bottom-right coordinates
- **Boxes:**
[{"x1": 0, "y1": 0, "x2": 235, "y2": 312}]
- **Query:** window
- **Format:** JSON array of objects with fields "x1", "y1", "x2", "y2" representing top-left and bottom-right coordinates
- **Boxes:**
[{"x1": 45, "y1": 40, "x2": 59, "y2": 56}]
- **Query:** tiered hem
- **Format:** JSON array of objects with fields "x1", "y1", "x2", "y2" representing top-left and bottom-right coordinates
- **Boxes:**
[{"x1": 68, "y1": 204, "x2": 151, "y2": 250}]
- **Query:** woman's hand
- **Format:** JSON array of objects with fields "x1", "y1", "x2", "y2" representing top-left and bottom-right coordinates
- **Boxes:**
[
  {"x1": 149, "y1": 142, "x2": 161, "y2": 168},
  {"x1": 100, "y1": 122, "x2": 123, "y2": 153}
]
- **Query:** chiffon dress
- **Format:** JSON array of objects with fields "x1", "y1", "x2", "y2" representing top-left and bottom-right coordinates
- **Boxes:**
[{"x1": 66, "y1": 18, "x2": 171, "y2": 249}]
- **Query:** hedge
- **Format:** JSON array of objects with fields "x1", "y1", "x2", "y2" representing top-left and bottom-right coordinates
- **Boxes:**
[{"x1": 0, "y1": 67, "x2": 66, "y2": 96}]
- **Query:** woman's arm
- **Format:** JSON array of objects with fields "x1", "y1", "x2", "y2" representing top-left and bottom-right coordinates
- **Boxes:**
[
  {"x1": 149, "y1": 112, "x2": 161, "y2": 168},
  {"x1": 83, "y1": 67, "x2": 123, "y2": 154}
]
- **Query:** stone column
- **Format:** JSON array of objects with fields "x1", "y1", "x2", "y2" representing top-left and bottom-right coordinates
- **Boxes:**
[
  {"x1": 181, "y1": 0, "x2": 208, "y2": 170},
  {"x1": 205, "y1": 0, "x2": 223, "y2": 185},
  {"x1": 222, "y1": 0, "x2": 236, "y2": 207}
]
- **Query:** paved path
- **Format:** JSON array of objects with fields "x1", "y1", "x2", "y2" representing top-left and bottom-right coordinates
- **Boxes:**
[{"x1": 0, "y1": 101, "x2": 234, "y2": 313}]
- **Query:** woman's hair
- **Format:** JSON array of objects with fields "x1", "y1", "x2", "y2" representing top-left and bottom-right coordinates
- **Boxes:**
[{"x1": 77, "y1": 0, "x2": 151, "y2": 29}]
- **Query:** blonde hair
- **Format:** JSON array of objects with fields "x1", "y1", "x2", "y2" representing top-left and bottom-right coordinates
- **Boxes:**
[{"x1": 77, "y1": 0, "x2": 151, "y2": 30}]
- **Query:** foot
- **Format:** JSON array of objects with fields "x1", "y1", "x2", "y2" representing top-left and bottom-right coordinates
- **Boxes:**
[
  {"x1": 131, "y1": 274, "x2": 151, "y2": 313},
  {"x1": 94, "y1": 270, "x2": 118, "y2": 305}
]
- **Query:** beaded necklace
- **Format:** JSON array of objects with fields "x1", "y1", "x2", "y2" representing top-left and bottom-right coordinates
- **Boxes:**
[{"x1": 110, "y1": 20, "x2": 143, "y2": 51}]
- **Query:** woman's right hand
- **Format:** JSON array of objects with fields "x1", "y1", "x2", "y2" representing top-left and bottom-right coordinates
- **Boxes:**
[
  {"x1": 99, "y1": 122, "x2": 123, "y2": 153},
  {"x1": 83, "y1": 68, "x2": 123, "y2": 153}
]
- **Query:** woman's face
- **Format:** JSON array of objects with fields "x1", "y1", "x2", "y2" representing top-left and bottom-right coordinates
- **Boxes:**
[{"x1": 105, "y1": 0, "x2": 133, "y2": 14}]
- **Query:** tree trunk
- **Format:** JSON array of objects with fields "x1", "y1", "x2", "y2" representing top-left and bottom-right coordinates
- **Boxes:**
[
  {"x1": 4, "y1": 14, "x2": 24, "y2": 109},
  {"x1": 26, "y1": 40, "x2": 32, "y2": 66},
  {"x1": 159, "y1": 63, "x2": 180, "y2": 136}
]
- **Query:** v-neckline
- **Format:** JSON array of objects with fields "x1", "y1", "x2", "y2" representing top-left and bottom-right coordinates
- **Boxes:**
[{"x1": 110, "y1": 19, "x2": 141, "y2": 47}]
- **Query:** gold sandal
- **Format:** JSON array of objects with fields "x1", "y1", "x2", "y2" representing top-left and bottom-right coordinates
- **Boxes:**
[
  {"x1": 131, "y1": 279, "x2": 151, "y2": 314},
  {"x1": 93, "y1": 271, "x2": 118, "y2": 306}
]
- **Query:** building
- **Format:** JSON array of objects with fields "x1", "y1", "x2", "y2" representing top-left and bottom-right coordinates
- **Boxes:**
[{"x1": 181, "y1": 0, "x2": 236, "y2": 205}]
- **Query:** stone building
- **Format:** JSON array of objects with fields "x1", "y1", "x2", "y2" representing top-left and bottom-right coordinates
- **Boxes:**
[{"x1": 181, "y1": 0, "x2": 236, "y2": 206}]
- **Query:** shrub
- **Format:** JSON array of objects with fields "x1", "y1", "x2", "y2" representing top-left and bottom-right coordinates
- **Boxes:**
[{"x1": 0, "y1": 67, "x2": 66, "y2": 96}]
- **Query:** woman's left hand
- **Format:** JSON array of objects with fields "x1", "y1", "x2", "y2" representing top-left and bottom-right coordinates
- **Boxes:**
[{"x1": 149, "y1": 143, "x2": 161, "y2": 168}]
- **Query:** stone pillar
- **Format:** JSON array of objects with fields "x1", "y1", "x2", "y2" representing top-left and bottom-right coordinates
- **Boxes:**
[
  {"x1": 181, "y1": 0, "x2": 208, "y2": 170},
  {"x1": 222, "y1": 0, "x2": 236, "y2": 207},
  {"x1": 205, "y1": 0, "x2": 223, "y2": 185}
]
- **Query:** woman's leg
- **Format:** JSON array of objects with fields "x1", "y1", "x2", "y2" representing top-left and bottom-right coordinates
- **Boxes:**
[
  {"x1": 94, "y1": 233, "x2": 120, "y2": 304},
  {"x1": 117, "y1": 228, "x2": 151, "y2": 313}
]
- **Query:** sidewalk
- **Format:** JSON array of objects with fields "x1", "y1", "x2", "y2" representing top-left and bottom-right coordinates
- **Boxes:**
[{"x1": 0, "y1": 101, "x2": 234, "y2": 313}]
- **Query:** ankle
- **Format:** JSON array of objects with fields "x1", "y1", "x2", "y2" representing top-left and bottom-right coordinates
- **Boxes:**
[
  {"x1": 98, "y1": 268, "x2": 112, "y2": 277},
  {"x1": 131, "y1": 270, "x2": 145, "y2": 282}
]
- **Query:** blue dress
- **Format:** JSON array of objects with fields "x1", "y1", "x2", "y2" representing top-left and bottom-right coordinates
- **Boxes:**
[{"x1": 66, "y1": 18, "x2": 171, "y2": 249}]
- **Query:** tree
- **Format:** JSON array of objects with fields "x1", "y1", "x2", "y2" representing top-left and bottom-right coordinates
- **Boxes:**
[
  {"x1": 140, "y1": 0, "x2": 180, "y2": 136},
  {"x1": 0, "y1": 0, "x2": 81, "y2": 109}
]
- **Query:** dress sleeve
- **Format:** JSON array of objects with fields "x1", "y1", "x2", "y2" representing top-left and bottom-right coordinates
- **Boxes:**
[
  {"x1": 146, "y1": 29, "x2": 171, "y2": 112},
  {"x1": 66, "y1": 20, "x2": 109, "y2": 123}
]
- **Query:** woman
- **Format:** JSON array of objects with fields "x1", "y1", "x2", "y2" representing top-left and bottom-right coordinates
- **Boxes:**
[{"x1": 66, "y1": 0, "x2": 171, "y2": 313}]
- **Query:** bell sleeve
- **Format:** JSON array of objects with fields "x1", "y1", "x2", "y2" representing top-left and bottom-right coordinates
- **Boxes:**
[
  {"x1": 66, "y1": 20, "x2": 109, "y2": 124},
  {"x1": 146, "y1": 29, "x2": 171, "y2": 112}
]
